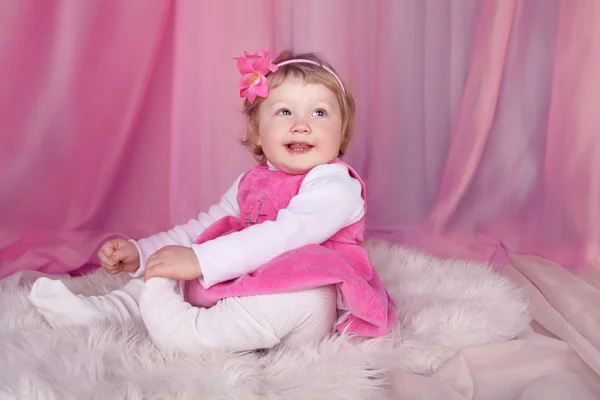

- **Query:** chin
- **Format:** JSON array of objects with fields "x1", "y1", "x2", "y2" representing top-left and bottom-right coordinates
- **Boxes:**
[
  {"x1": 271, "y1": 153, "x2": 337, "y2": 175},
  {"x1": 281, "y1": 165, "x2": 312, "y2": 175}
]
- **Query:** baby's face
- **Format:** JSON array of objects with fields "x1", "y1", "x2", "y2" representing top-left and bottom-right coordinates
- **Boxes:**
[{"x1": 256, "y1": 79, "x2": 343, "y2": 174}]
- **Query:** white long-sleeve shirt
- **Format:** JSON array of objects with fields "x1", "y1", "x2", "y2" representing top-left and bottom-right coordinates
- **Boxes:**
[{"x1": 130, "y1": 162, "x2": 365, "y2": 288}]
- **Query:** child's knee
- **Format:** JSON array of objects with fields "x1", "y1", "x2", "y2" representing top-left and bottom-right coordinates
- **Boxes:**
[
  {"x1": 297, "y1": 285, "x2": 338, "y2": 336},
  {"x1": 275, "y1": 285, "x2": 338, "y2": 346}
]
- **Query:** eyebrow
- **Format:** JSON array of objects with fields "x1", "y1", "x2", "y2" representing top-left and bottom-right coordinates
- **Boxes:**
[
  {"x1": 267, "y1": 100, "x2": 336, "y2": 110},
  {"x1": 315, "y1": 100, "x2": 336, "y2": 109},
  {"x1": 267, "y1": 101, "x2": 286, "y2": 109}
]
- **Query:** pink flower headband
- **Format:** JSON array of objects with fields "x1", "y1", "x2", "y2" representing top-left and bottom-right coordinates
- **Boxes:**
[{"x1": 235, "y1": 48, "x2": 346, "y2": 104}]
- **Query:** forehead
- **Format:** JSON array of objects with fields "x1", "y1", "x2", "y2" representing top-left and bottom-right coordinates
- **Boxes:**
[{"x1": 266, "y1": 79, "x2": 339, "y2": 105}]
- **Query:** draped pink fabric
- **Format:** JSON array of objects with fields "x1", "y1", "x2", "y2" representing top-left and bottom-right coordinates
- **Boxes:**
[{"x1": 1, "y1": 0, "x2": 599, "y2": 279}]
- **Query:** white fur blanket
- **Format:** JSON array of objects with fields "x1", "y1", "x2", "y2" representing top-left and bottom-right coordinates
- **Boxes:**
[{"x1": 0, "y1": 241, "x2": 530, "y2": 399}]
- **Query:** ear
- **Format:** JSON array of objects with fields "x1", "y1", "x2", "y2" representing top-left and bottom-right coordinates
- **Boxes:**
[{"x1": 248, "y1": 120, "x2": 261, "y2": 146}]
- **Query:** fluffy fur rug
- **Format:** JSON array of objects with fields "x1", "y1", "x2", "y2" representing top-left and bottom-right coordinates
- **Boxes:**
[{"x1": 0, "y1": 241, "x2": 530, "y2": 399}]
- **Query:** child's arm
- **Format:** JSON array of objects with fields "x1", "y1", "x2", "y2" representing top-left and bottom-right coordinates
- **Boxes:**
[
  {"x1": 194, "y1": 163, "x2": 365, "y2": 288},
  {"x1": 128, "y1": 174, "x2": 243, "y2": 278}
]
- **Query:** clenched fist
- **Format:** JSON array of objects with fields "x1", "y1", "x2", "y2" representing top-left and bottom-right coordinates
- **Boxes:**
[{"x1": 97, "y1": 239, "x2": 140, "y2": 274}]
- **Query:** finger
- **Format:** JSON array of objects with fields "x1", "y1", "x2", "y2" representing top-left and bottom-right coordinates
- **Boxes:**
[
  {"x1": 143, "y1": 265, "x2": 161, "y2": 281},
  {"x1": 102, "y1": 262, "x2": 122, "y2": 273},
  {"x1": 146, "y1": 252, "x2": 163, "y2": 268},
  {"x1": 143, "y1": 259, "x2": 160, "y2": 277},
  {"x1": 144, "y1": 263, "x2": 172, "y2": 281},
  {"x1": 112, "y1": 249, "x2": 124, "y2": 261},
  {"x1": 99, "y1": 244, "x2": 117, "y2": 262},
  {"x1": 101, "y1": 258, "x2": 116, "y2": 268},
  {"x1": 145, "y1": 258, "x2": 159, "y2": 271},
  {"x1": 108, "y1": 255, "x2": 120, "y2": 266},
  {"x1": 112, "y1": 248, "x2": 131, "y2": 264},
  {"x1": 101, "y1": 245, "x2": 115, "y2": 257},
  {"x1": 98, "y1": 246, "x2": 116, "y2": 265},
  {"x1": 103, "y1": 239, "x2": 123, "y2": 253},
  {"x1": 98, "y1": 252, "x2": 111, "y2": 265},
  {"x1": 106, "y1": 238, "x2": 124, "y2": 246},
  {"x1": 147, "y1": 251, "x2": 160, "y2": 263}
]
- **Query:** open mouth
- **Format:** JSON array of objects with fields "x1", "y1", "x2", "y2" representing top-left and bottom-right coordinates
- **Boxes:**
[{"x1": 285, "y1": 142, "x2": 314, "y2": 153}]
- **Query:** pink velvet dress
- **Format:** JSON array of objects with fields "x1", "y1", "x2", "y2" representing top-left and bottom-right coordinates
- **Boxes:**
[{"x1": 181, "y1": 160, "x2": 397, "y2": 337}]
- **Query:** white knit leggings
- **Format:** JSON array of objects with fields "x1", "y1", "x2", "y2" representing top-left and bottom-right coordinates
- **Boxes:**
[{"x1": 120, "y1": 277, "x2": 336, "y2": 353}]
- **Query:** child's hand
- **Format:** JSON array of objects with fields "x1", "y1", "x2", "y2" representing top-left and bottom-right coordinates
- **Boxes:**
[
  {"x1": 143, "y1": 245, "x2": 202, "y2": 282},
  {"x1": 97, "y1": 239, "x2": 140, "y2": 274}
]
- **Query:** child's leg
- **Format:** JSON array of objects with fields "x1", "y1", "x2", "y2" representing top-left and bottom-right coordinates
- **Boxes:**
[
  {"x1": 139, "y1": 277, "x2": 337, "y2": 354},
  {"x1": 28, "y1": 277, "x2": 144, "y2": 328}
]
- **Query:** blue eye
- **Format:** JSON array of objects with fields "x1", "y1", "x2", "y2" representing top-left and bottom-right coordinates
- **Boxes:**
[
  {"x1": 313, "y1": 109, "x2": 326, "y2": 117},
  {"x1": 278, "y1": 109, "x2": 291, "y2": 116}
]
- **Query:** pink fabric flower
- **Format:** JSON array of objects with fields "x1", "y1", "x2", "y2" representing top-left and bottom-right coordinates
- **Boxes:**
[{"x1": 236, "y1": 48, "x2": 278, "y2": 103}]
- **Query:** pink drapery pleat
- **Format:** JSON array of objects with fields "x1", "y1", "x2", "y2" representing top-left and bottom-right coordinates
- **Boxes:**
[
  {"x1": 542, "y1": 0, "x2": 600, "y2": 266},
  {"x1": 1, "y1": 0, "x2": 598, "y2": 279},
  {"x1": 427, "y1": 0, "x2": 518, "y2": 229},
  {"x1": 0, "y1": 0, "x2": 175, "y2": 277},
  {"x1": 0, "y1": 1, "x2": 173, "y2": 231}
]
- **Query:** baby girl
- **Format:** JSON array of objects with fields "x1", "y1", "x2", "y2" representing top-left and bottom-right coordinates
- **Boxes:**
[{"x1": 28, "y1": 49, "x2": 396, "y2": 354}]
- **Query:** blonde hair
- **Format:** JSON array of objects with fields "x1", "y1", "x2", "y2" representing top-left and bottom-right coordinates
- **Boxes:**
[{"x1": 241, "y1": 51, "x2": 355, "y2": 163}]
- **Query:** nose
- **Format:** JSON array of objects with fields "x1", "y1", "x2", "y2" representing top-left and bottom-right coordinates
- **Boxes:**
[{"x1": 291, "y1": 120, "x2": 311, "y2": 134}]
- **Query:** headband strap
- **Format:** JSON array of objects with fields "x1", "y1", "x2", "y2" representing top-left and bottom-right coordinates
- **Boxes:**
[
  {"x1": 236, "y1": 48, "x2": 346, "y2": 104},
  {"x1": 275, "y1": 59, "x2": 346, "y2": 94}
]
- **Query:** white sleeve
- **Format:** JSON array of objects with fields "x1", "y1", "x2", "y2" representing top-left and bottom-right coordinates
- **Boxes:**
[
  {"x1": 194, "y1": 163, "x2": 365, "y2": 288},
  {"x1": 129, "y1": 174, "x2": 243, "y2": 278}
]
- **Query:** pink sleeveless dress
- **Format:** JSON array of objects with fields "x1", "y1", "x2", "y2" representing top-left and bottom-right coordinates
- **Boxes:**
[{"x1": 182, "y1": 160, "x2": 397, "y2": 337}]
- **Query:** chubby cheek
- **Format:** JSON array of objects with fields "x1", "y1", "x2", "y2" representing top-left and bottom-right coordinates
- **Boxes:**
[
  {"x1": 265, "y1": 118, "x2": 290, "y2": 132},
  {"x1": 315, "y1": 118, "x2": 342, "y2": 136},
  {"x1": 258, "y1": 122, "x2": 287, "y2": 144},
  {"x1": 256, "y1": 130, "x2": 280, "y2": 156},
  {"x1": 318, "y1": 123, "x2": 343, "y2": 146}
]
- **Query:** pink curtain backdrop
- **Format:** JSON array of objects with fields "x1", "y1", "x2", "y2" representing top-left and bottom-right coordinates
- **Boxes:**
[{"x1": 1, "y1": 0, "x2": 599, "y2": 279}]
